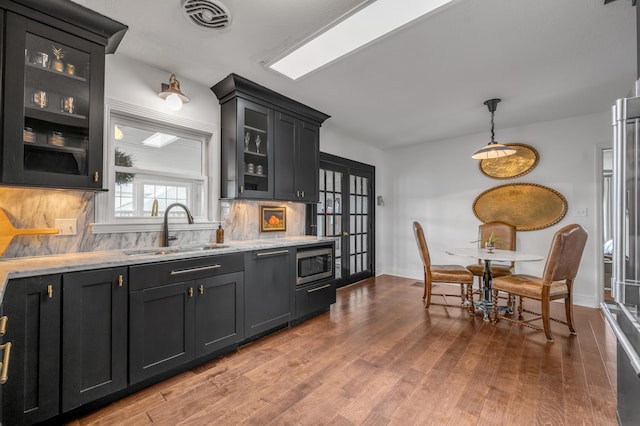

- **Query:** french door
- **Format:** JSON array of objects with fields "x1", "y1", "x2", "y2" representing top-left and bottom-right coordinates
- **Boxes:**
[{"x1": 307, "y1": 153, "x2": 375, "y2": 287}]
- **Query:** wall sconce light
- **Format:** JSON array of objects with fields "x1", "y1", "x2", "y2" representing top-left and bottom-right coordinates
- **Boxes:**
[{"x1": 158, "y1": 74, "x2": 190, "y2": 111}]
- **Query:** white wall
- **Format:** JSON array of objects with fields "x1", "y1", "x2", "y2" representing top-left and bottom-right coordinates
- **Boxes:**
[{"x1": 382, "y1": 111, "x2": 611, "y2": 308}]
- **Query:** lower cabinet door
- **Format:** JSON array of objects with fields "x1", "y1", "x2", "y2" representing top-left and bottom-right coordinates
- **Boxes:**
[
  {"x1": 195, "y1": 272, "x2": 244, "y2": 358},
  {"x1": 2, "y1": 275, "x2": 61, "y2": 425},
  {"x1": 62, "y1": 268, "x2": 128, "y2": 412},
  {"x1": 244, "y1": 249, "x2": 293, "y2": 338},
  {"x1": 129, "y1": 282, "x2": 195, "y2": 384}
]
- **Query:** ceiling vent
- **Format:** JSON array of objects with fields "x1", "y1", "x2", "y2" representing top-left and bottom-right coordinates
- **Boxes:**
[{"x1": 182, "y1": 0, "x2": 231, "y2": 30}]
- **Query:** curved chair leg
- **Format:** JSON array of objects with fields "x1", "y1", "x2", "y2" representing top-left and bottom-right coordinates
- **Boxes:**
[
  {"x1": 422, "y1": 270, "x2": 427, "y2": 300},
  {"x1": 542, "y1": 300, "x2": 553, "y2": 341},
  {"x1": 424, "y1": 271, "x2": 432, "y2": 309},
  {"x1": 565, "y1": 294, "x2": 576, "y2": 335}
]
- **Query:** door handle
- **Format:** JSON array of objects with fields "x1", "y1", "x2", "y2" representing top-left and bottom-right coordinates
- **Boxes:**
[{"x1": 342, "y1": 232, "x2": 349, "y2": 236}]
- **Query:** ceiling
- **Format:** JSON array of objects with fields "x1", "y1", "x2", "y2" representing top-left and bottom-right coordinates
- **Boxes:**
[{"x1": 71, "y1": 0, "x2": 637, "y2": 150}]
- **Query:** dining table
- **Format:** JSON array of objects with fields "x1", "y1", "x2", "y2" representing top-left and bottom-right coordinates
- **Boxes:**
[{"x1": 445, "y1": 247, "x2": 544, "y2": 320}]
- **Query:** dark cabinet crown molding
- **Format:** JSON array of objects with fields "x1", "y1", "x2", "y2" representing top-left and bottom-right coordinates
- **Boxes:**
[
  {"x1": 211, "y1": 73, "x2": 330, "y2": 126},
  {"x1": 0, "y1": 0, "x2": 128, "y2": 52}
]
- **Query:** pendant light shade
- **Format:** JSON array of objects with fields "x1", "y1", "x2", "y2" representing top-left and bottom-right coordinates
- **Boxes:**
[{"x1": 471, "y1": 98, "x2": 516, "y2": 159}]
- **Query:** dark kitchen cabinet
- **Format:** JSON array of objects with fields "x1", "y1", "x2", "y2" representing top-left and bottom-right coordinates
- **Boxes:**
[
  {"x1": 195, "y1": 272, "x2": 244, "y2": 358},
  {"x1": 129, "y1": 254, "x2": 244, "y2": 384},
  {"x1": 62, "y1": 267, "x2": 128, "y2": 412},
  {"x1": 2, "y1": 275, "x2": 61, "y2": 425},
  {"x1": 218, "y1": 97, "x2": 274, "y2": 199},
  {"x1": 0, "y1": 2, "x2": 126, "y2": 190},
  {"x1": 274, "y1": 111, "x2": 320, "y2": 202},
  {"x1": 294, "y1": 280, "x2": 336, "y2": 321},
  {"x1": 129, "y1": 280, "x2": 195, "y2": 384},
  {"x1": 212, "y1": 73, "x2": 329, "y2": 202},
  {"x1": 244, "y1": 248, "x2": 293, "y2": 338}
]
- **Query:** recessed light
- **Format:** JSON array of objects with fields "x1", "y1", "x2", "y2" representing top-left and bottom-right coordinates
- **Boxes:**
[{"x1": 269, "y1": 0, "x2": 455, "y2": 80}]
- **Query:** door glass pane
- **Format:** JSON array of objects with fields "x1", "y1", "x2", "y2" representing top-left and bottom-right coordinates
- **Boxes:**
[
  {"x1": 350, "y1": 195, "x2": 356, "y2": 214},
  {"x1": 363, "y1": 196, "x2": 368, "y2": 214},
  {"x1": 350, "y1": 255, "x2": 356, "y2": 272},
  {"x1": 335, "y1": 216, "x2": 341, "y2": 235},
  {"x1": 356, "y1": 196, "x2": 362, "y2": 214},
  {"x1": 335, "y1": 195, "x2": 342, "y2": 214},
  {"x1": 319, "y1": 169, "x2": 325, "y2": 190},
  {"x1": 336, "y1": 172, "x2": 343, "y2": 193},
  {"x1": 318, "y1": 191, "x2": 325, "y2": 213},
  {"x1": 362, "y1": 177, "x2": 368, "y2": 195},
  {"x1": 326, "y1": 171, "x2": 334, "y2": 192},
  {"x1": 350, "y1": 235, "x2": 356, "y2": 255}
]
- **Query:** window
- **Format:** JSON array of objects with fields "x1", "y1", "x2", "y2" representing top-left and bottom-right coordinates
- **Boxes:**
[{"x1": 93, "y1": 107, "x2": 213, "y2": 233}]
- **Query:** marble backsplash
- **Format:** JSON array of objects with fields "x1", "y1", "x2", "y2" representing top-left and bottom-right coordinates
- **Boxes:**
[{"x1": 0, "y1": 187, "x2": 307, "y2": 259}]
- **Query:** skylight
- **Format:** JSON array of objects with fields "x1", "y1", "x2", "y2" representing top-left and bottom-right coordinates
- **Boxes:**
[
  {"x1": 269, "y1": 0, "x2": 455, "y2": 80},
  {"x1": 142, "y1": 132, "x2": 180, "y2": 148}
]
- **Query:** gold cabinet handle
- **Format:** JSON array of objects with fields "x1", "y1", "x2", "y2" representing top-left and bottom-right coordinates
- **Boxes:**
[
  {"x1": 0, "y1": 316, "x2": 7, "y2": 336},
  {"x1": 47, "y1": 285, "x2": 53, "y2": 298},
  {"x1": 0, "y1": 342, "x2": 12, "y2": 385},
  {"x1": 189, "y1": 287, "x2": 194, "y2": 298},
  {"x1": 118, "y1": 275, "x2": 123, "y2": 287},
  {"x1": 93, "y1": 171, "x2": 99, "y2": 182},
  {"x1": 171, "y1": 264, "x2": 221, "y2": 275},
  {"x1": 199, "y1": 285, "x2": 204, "y2": 295}
]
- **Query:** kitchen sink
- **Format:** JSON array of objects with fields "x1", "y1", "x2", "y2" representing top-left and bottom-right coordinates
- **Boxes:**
[{"x1": 124, "y1": 244, "x2": 228, "y2": 256}]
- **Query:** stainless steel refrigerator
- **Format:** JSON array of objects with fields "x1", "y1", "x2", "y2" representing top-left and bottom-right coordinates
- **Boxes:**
[{"x1": 602, "y1": 89, "x2": 640, "y2": 425}]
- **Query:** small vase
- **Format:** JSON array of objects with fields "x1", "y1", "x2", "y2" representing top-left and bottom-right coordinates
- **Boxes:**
[
  {"x1": 51, "y1": 59, "x2": 64, "y2": 72},
  {"x1": 485, "y1": 242, "x2": 495, "y2": 253}
]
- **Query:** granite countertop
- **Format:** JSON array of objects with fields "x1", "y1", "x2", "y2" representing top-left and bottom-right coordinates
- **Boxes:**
[{"x1": 0, "y1": 236, "x2": 334, "y2": 301}]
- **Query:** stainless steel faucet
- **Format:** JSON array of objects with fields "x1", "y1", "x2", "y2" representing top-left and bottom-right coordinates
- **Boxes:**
[{"x1": 162, "y1": 203, "x2": 194, "y2": 247}]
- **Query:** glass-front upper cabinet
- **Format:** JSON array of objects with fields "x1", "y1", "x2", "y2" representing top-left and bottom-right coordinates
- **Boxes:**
[
  {"x1": 219, "y1": 97, "x2": 273, "y2": 199},
  {"x1": 239, "y1": 98, "x2": 271, "y2": 198},
  {"x1": 1, "y1": 11, "x2": 106, "y2": 189}
]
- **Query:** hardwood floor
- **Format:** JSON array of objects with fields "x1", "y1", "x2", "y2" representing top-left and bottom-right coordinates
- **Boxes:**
[{"x1": 70, "y1": 275, "x2": 617, "y2": 425}]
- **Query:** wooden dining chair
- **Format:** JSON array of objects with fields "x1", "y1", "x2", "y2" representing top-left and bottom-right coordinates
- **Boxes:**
[
  {"x1": 466, "y1": 221, "x2": 517, "y2": 297},
  {"x1": 412, "y1": 221, "x2": 474, "y2": 310},
  {"x1": 491, "y1": 224, "x2": 588, "y2": 341}
]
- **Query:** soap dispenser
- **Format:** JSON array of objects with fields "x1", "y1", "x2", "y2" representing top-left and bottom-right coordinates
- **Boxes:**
[{"x1": 216, "y1": 223, "x2": 224, "y2": 244}]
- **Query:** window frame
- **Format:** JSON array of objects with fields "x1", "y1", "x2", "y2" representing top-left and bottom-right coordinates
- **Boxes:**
[{"x1": 92, "y1": 100, "x2": 216, "y2": 234}]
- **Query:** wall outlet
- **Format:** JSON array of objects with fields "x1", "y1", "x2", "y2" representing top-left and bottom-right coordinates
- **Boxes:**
[
  {"x1": 55, "y1": 219, "x2": 77, "y2": 235},
  {"x1": 574, "y1": 207, "x2": 588, "y2": 217}
]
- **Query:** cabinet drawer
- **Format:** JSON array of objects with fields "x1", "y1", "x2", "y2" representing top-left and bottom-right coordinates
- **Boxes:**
[
  {"x1": 295, "y1": 281, "x2": 336, "y2": 320},
  {"x1": 129, "y1": 253, "x2": 244, "y2": 290}
]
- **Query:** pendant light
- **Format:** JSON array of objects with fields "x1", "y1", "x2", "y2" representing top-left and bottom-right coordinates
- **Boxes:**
[{"x1": 471, "y1": 98, "x2": 516, "y2": 159}]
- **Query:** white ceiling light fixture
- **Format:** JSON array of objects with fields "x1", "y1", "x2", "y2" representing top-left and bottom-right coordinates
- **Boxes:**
[{"x1": 269, "y1": 0, "x2": 455, "y2": 80}]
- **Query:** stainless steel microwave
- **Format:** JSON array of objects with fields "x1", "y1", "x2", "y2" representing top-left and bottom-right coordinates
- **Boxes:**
[{"x1": 296, "y1": 246, "x2": 333, "y2": 285}]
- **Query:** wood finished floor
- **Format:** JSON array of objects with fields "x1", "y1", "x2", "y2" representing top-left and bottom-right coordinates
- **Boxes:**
[{"x1": 70, "y1": 275, "x2": 618, "y2": 425}]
